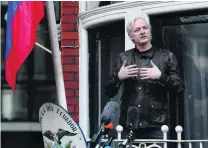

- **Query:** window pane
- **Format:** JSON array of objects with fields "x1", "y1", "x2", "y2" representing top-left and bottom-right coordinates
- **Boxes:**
[
  {"x1": 160, "y1": 20, "x2": 208, "y2": 140},
  {"x1": 32, "y1": 85, "x2": 57, "y2": 120},
  {"x1": 181, "y1": 23, "x2": 208, "y2": 140},
  {"x1": 1, "y1": 28, "x2": 6, "y2": 72},
  {"x1": 86, "y1": 1, "x2": 124, "y2": 10},
  {"x1": 89, "y1": 20, "x2": 125, "y2": 137},
  {"x1": 151, "y1": 11, "x2": 208, "y2": 143},
  {"x1": 2, "y1": 132, "x2": 44, "y2": 148},
  {"x1": 1, "y1": 85, "x2": 28, "y2": 121},
  {"x1": 34, "y1": 25, "x2": 53, "y2": 80}
]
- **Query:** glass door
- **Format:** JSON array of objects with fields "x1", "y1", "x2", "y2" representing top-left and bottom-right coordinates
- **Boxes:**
[
  {"x1": 150, "y1": 9, "x2": 208, "y2": 147},
  {"x1": 88, "y1": 20, "x2": 125, "y2": 138}
]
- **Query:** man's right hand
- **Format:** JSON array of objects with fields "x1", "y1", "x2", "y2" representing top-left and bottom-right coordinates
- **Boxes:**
[{"x1": 118, "y1": 60, "x2": 139, "y2": 80}]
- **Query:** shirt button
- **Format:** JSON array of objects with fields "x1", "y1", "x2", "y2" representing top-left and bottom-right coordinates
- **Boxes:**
[
  {"x1": 138, "y1": 87, "x2": 141, "y2": 90},
  {"x1": 138, "y1": 105, "x2": 141, "y2": 108}
]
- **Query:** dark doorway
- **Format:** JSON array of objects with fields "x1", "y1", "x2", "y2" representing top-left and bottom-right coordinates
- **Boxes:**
[
  {"x1": 150, "y1": 9, "x2": 208, "y2": 148},
  {"x1": 88, "y1": 20, "x2": 125, "y2": 138}
]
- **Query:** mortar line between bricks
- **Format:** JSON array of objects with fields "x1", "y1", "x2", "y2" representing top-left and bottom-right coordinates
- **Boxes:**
[
  {"x1": 61, "y1": 6, "x2": 78, "y2": 8},
  {"x1": 61, "y1": 56, "x2": 78, "y2": 59},
  {"x1": 62, "y1": 64, "x2": 76, "y2": 66},
  {"x1": 61, "y1": 39, "x2": 78, "y2": 41},
  {"x1": 63, "y1": 72, "x2": 76, "y2": 73},
  {"x1": 61, "y1": 29, "x2": 77, "y2": 31},
  {"x1": 65, "y1": 82, "x2": 78, "y2": 84},
  {"x1": 62, "y1": 63, "x2": 77, "y2": 65},
  {"x1": 61, "y1": 14, "x2": 77, "y2": 16},
  {"x1": 61, "y1": 48, "x2": 79, "y2": 50},
  {"x1": 61, "y1": 23, "x2": 77, "y2": 25},
  {"x1": 61, "y1": 31, "x2": 78, "y2": 33},
  {"x1": 62, "y1": 56, "x2": 79, "y2": 58},
  {"x1": 65, "y1": 87, "x2": 79, "y2": 89},
  {"x1": 61, "y1": 22, "x2": 77, "y2": 24},
  {"x1": 61, "y1": 56, "x2": 76, "y2": 58}
]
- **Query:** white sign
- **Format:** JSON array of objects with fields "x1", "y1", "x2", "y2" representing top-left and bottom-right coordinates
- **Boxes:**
[{"x1": 39, "y1": 103, "x2": 87, "y2": 148}]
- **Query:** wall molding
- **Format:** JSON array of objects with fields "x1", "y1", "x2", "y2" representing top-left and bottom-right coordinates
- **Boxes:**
[
  {"x1": 1, "y1": 122, "x2": 41, "y2": 131},
  {"x1": 79, "y1": 1, "x2": 208, "y2": 29}
]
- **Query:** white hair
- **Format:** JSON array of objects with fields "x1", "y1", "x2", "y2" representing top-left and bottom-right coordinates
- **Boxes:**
[{"x1": 126, "y1": 16, "x2": 152, "y2": 36}]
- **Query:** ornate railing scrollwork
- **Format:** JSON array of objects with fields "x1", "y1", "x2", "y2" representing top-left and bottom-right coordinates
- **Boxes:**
[{"x1": 90, "y1": 125, "x2": 208, "y2": 148}]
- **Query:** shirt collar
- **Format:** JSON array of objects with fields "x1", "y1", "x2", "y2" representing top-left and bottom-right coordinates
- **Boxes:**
[{"x1": 134, "y1": 46, "x2": 154, "y2": 58}]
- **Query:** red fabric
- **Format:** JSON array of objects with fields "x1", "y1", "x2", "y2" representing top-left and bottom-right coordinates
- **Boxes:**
[{"x1": 6, "y1": 2, "x2": 44, "y2": 90}]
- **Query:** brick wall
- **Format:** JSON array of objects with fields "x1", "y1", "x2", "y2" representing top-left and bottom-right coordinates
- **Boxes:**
[{"x1": 60, "y1": 1, "x2": 79, "y2": 122}]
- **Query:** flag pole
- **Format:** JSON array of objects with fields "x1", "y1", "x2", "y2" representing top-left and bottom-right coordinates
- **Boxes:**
[{"x1": 45, "y1": 2, "x2": 67, "y2": 110}]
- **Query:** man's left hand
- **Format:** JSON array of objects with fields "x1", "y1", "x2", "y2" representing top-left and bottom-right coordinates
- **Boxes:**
[{"x1": 139, "y1": 60, "x2": 161, "y2": 80}]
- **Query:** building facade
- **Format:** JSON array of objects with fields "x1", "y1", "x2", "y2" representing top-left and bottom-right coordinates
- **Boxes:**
[
  {"x1": 78, "y1": 0, "x2": 208, "y2": 146},
  {"x1": 1, "y1": 1, "x2": 208, "y2": 148}
]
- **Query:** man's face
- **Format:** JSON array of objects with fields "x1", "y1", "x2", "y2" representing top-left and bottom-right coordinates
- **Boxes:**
[{"x1": 130, "y1": 19, "x2": 151, "y2": 45}]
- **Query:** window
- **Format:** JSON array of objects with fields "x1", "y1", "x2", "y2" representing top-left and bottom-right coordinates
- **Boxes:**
[
  {"x1": 2, "y1": 132, "x2": 44, "y2": 148},
  {"x1": 88, "y1": 20, "x2": 125, "y2": 137},
  {"x1": 150, "y1": 9, "x2": 208, "y2": 144},
  {"x1": 86, "y1": 1, "x2": 124, "y2": 10}
]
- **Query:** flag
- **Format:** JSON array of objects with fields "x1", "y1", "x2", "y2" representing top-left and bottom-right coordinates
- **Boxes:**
[{"x1": 5, "y1": 1, "x2": 44, "y2": 91}]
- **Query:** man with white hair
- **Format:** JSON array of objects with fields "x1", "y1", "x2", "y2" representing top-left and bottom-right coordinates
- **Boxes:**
[{"x1": 104, "y1": 16, "x2": 185, "y2": 139}]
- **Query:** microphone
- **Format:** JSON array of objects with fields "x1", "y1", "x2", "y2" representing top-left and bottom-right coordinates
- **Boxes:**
[
  {"x1": 92, "y1": 101, "x2": 119, "y2": 148},
  {"x1": 101, "y1": 101, "x2": 119, "y2": 125},
  {"x1": 126, "y1": 106, "x2": 139, "y2": 131},
  {"x1": 91, "y1": 123, "x2": 113, "y2": 143},
  {"x1": 95, "y1": 135, "x2": 104, "y2": 148},
  {"x1": 119, "y1": 106, "x2": 139, "y2": 148},
  {"x1": 103, "y1": 129, "x2": 117, "y2": 148},
  {"x1": 119, "y1": 130, "x2": 134, "y2": 148}
]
